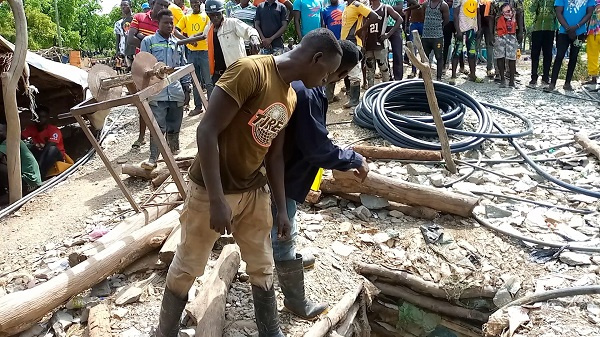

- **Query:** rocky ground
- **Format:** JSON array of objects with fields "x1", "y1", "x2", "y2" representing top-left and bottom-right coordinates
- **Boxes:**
[{"x1": 2, "y1": 59, "x2": 600, "y2": 337}]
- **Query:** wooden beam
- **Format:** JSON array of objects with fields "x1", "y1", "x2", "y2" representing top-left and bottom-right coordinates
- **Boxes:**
[
  {"x1": 190, "y1": 71, "x2": 209, "y2": 110},
  {"x1": 74, "y1": 115, "x2": 141, "y2": 212},
  {"x1": 2, "y1": 0, "x2": 27, "y2": 203},
  {"x1": 352, "y1": 145, "x2": 442, "y2": 161},
  {"x1": 70, "y1": 95, "x2": 137, "y2": 116},
  {"x1": 406, "y1": 31, "x2": 457, "y2": 174},
  {"x1": 575, "y1": 132, "x2": 600, "y2": 161},
  {"x1": 0, "y1": 208, "x2": 179, "y2": 336},
  {"x1": 135, "y1": 99, "x2": 187, "y2": 199}
]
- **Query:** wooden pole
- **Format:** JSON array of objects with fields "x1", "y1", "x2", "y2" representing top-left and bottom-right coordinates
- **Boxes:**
[
  {"x1": 406, "y1": 31, "x2": 457, "y2": 174},
  {"x1": 0, "y1": 208, "x2": 180, "y2": 336},
  {"x1": 1, "y1": 0, "x2": 27, "y2": 203},
  {"x1": 304, "y1": 282, "x2": 364, "y2": 337},
  {"x1": 575, "y1": 132, "x2": 600, "y2": 161}
]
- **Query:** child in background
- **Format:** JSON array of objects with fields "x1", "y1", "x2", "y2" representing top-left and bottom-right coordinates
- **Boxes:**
[
  {"x1": 586, "y1": 0, "x2": 600, "y2": 84},
  {"x1": 494, "y1": 3, "x2": 517, "y2": 87}
]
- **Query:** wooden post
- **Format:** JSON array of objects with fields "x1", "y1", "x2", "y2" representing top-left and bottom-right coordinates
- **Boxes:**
[
  {"x1": 1, "y1": 0, "x2": 27, "y2": 203},
  {"x1": 406, "y1": 31, "x2": 457, "y2": 174}
]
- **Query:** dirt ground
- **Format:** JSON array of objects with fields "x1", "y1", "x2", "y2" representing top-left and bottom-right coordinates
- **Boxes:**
[{"x1": 2, "y1": 58, "x2": 600, "y2": 337}]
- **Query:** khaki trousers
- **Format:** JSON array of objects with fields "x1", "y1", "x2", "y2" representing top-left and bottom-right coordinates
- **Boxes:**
[{"x1": 166, "y1": 181, "x2": 274, "y2": 298}]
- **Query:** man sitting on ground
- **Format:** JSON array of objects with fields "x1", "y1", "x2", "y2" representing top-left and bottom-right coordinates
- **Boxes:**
[
  {"x1": 21, "y1": 106, "x2": 68, "y2": 179},
  {"x1": 0, "y1": 124, "x2": 42, "y2": 198}
]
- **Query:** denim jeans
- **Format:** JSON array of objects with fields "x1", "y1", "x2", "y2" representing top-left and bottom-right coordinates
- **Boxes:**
[
  {"x1": 188, "y1": 50, "x2": 213, "y2": 104},
  {"x1": 270, "y1": 197, "x2": 298, "y2": 262},
  {"x1": 148, "y1": 101, "x2": 184, "y2": 161}
]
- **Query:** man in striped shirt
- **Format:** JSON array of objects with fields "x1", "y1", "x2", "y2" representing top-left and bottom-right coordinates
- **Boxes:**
[{"x1": 231, "y1": 0, "x2": 257, "y2": 26}]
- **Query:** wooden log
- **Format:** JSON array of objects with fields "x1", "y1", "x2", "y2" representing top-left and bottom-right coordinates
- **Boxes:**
[
  {"x1": 122, "y1": 159, "x2": 192, "y2": 180},
  {"x1": 304, "y1": 282, "x2": 364, "y2": 337},
  {"x1": 0, "y1": 208, "x2": 180, "y2": 336},
  {"x1": 185, "y1": 244, "x2": 241, "y2": 336},
  {"x1": 122, "y1": 249, "x2": 166, "y2": 275},
  {"x1": 370, "y1": 300, "x2": 483, "y2": 337},
  {"x1": 321, "y1": 170, "x2": 478, "y2": 217},
  {"x1": 575, "y1": 132, "x2": 600, "y2": 161},
  {"x1": 353, "y1": 145, "x2": 442, "y2": 161},
  {"x1": 334, "y1": 301, "x2": 360, "y2": 336},
  {"x1": 87, "y1": 303, "x2": 111, "y2": 337},
  {"x1": 374, "y1": 282, "x2": 490, "y2": 323},
  {"x1": 406, "y1": 33, "x2": 457, "y2": 174},
  {"x1": 158, "y1": 223, "x2": 181, "y2": 265},
  {"x1": 2, "y1": 0, "x2": 27, "y2": 203},
  {"x1": 152, "y1": 171, "x2": 171, "y2": 188},
  {"x1": 355, "y1": 262, "x2": 496, "y2": 299},
  {"x1": 331, "y1": 192, "x2": 438, "y2": 220},
  {"x1": 69, "y1": 187, "x2": 182, "y2": 266}
]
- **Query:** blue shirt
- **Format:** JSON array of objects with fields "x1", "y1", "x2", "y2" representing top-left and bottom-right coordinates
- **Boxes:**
[
  {"x1": 293, "y1": 0, "x2": 325, "y2": 37},
  {"x1": 322, "y1": 4, "x2": 345, "y2": 38},
  {"x1": 140, "y1": 32, "x2": 190, "y2": 103},
  {"x1": 555, "y1": 0, "x2": 595, "y2": 35},
  {"x1": 283, "y1": 81, "x2": 364, "y2": 203}
]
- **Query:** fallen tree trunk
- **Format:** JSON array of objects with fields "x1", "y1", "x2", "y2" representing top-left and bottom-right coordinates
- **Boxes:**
[
  {"x1": 186, "y1": 244, "x2": 241, "y2": 336},
  {"x1": 158, "y1": 224, "x2": 181, "y2": 265},
  {"x1": 575, "y1": 132, "x2": 600, "y2": 161},
  {"x1": 332, "y1": 192, "x2": 438, "y2": 220},
  {"x1": 87, "y1": 303, "x2": 111, "y2": 337},
  {"x1": 0, "y1": 208, "x2": 181, "y2": 336},
  {"x1": 353, "y1": 145, "x2": 442, "y2": 161},
  {"x1": 69, "y1": 186, "x2": 183, "y2": 266},
  {"x1": 355, "y1": 262, "x2": 496, "y2": 299},
  {"x1": 374, "y1": 282, "x2": 490, "y2": 323},
  {"x1": 321, "y1": 170, "x2": 478, "y2": 217},
  {"x1": 304, "y1": 282, "x2": 364, "y2": 337}
]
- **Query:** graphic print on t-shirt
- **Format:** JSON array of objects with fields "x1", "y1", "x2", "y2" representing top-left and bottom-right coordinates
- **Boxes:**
[
  {"x1": 566, "y1": 0, "x2": 587, "y2": 13},
  {"x1": 248, "y1": 102, "x2": 289, "y2": 147}
]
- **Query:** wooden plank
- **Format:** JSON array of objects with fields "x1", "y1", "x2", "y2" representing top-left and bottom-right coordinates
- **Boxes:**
[
  {"x1": 74, "y1": 115, "x2": 141, "y2": 212},
  {"x1": 190, "y1": 70, "x2": 209, "y2": 110},
  {"x1": 135, "y1": 99, "x2": 187, "y2": 199}
]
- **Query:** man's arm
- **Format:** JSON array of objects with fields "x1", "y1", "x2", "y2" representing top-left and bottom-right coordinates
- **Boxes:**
[
  {"x1": 454, "y1": 5, "x2": 461, "y2": 34},
  {"x1": 283, "y1": 0, "x2": 294, "y2": 16},
  {"x1": 128, "y1": 27, "x2": 143, "y2": 48},
  {"x1": 140, "y1": 36, "x2": 151, "y2": 52},
  {"x1": 441, "y1": 2, "x2": 449, "y2": 28},
  {"x1": 233, "y1": 18, "x2": 262, "y2": 53},
  {"x1": 116, "y1": 35, "x2": 121, "y2": 54},
  {"x1": 383, "y1": 6, "x2": 403, "y2": 39},
  {"x1": 265, "y1": 130, "x2": 292, "y2": 240},
  {"x1": 294, "y1": 10, "x2": 302, "y2": 40}
]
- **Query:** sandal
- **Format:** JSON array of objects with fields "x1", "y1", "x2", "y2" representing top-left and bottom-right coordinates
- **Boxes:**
[{"x1": 131, "y1": 140, "x2": 146, "y2": 149}]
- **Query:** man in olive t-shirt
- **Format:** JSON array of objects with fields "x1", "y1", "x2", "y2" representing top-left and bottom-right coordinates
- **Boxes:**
[{"x1": 154, "y1": 28, "x2": 342, "y2": 337}]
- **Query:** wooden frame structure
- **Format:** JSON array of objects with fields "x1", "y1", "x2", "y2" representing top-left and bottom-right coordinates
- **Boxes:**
[{"x1": 70, "y1": 64, "x2": 208, "y2": 212}]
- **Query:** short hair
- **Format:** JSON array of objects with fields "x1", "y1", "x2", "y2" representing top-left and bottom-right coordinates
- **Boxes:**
[
  {"x1": 37, "y1": 105, "x2": 50, "y2": 115},
  {"x1": 339, "y1": 40, "x2": 362, "y2": 70},
  {"x1": 157, "y1": 9, "x2": 173, "y2": 21},
  {"x1": 300, "y1": 28, "x2": 342, "y2": 58}
]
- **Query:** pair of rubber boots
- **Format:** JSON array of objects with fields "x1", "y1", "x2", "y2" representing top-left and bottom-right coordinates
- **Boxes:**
[
  {"x1": 165, "y1": 132, "x2": 179, "y2": 155},
  {"x1": 154, "y1": 254, "x2": 327, "y2": 337}
]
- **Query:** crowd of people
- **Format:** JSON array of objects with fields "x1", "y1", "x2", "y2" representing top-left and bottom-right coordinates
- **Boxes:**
[{"x1": 106, "y1": 0, "x2": 600, "y2": 336}]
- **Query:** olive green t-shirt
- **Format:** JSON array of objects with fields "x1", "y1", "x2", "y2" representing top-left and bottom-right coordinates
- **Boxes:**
[{"x1": 188, "y1": 55, "x2": 297, "y2": 193}]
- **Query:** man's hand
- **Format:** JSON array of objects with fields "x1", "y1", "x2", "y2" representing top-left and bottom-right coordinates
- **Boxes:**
[
  {"x1": 275, "y1": 212, "x2": 291, "y2": 241},
  {"x1": 262, "y1": 37, "x2": 272, "y2": 48},
  {"x1": 354, "y1": 157, "x2": 370, "y2": 182},
  {"x1": 250, "y1": 36, "x2": 261, "y2": 54},
  {"x1": 567, "y1": 26, "x2": 577, "y2": 40},
  {"x1": 379, "y1": 33, "x2": 391, "y2": 42},
  {"x1": 455, "y1": 31, "x2": 463, "y2": 40},
  {"x1": 209, "y1": 199, "x2": 233, "y2": 235}
]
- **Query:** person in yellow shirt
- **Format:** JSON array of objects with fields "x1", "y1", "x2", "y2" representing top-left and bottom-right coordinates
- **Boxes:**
[
  {"x1": 340, "y1": 0, "x2": 379, "y2": 108},
  {"x1": 177, "y1": 0, "x2": 212, "y2": 116},
  {"x1": 169, "y1": 0, "x2": 189, "y2": 25}
]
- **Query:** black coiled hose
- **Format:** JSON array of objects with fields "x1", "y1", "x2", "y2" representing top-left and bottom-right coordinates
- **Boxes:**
[{"x1": 353, "y1": 79, "x2": 534, "y2": 152}]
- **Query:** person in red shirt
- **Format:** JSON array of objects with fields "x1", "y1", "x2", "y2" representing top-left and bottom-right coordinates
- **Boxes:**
[{"x1": 21, "y1": 106, "x2": 67, "y2": 179}]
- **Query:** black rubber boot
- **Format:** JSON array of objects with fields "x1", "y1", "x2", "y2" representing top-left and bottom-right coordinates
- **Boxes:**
[
  {"x1": 276, "y1": 254, "x2": 328, "y2": 320},
  {"x1": 343, "y1": 85, "x2": 360, "y2": 109},
  {"x1": 154, "y1": 287, "x2": 187, "y2": 337},
  {"x1": 252, "y1": 285, "x2": 285, "y2": 337},
  {"x1": 166, "y1": 133, "x2": 180, "y2": 154}
]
